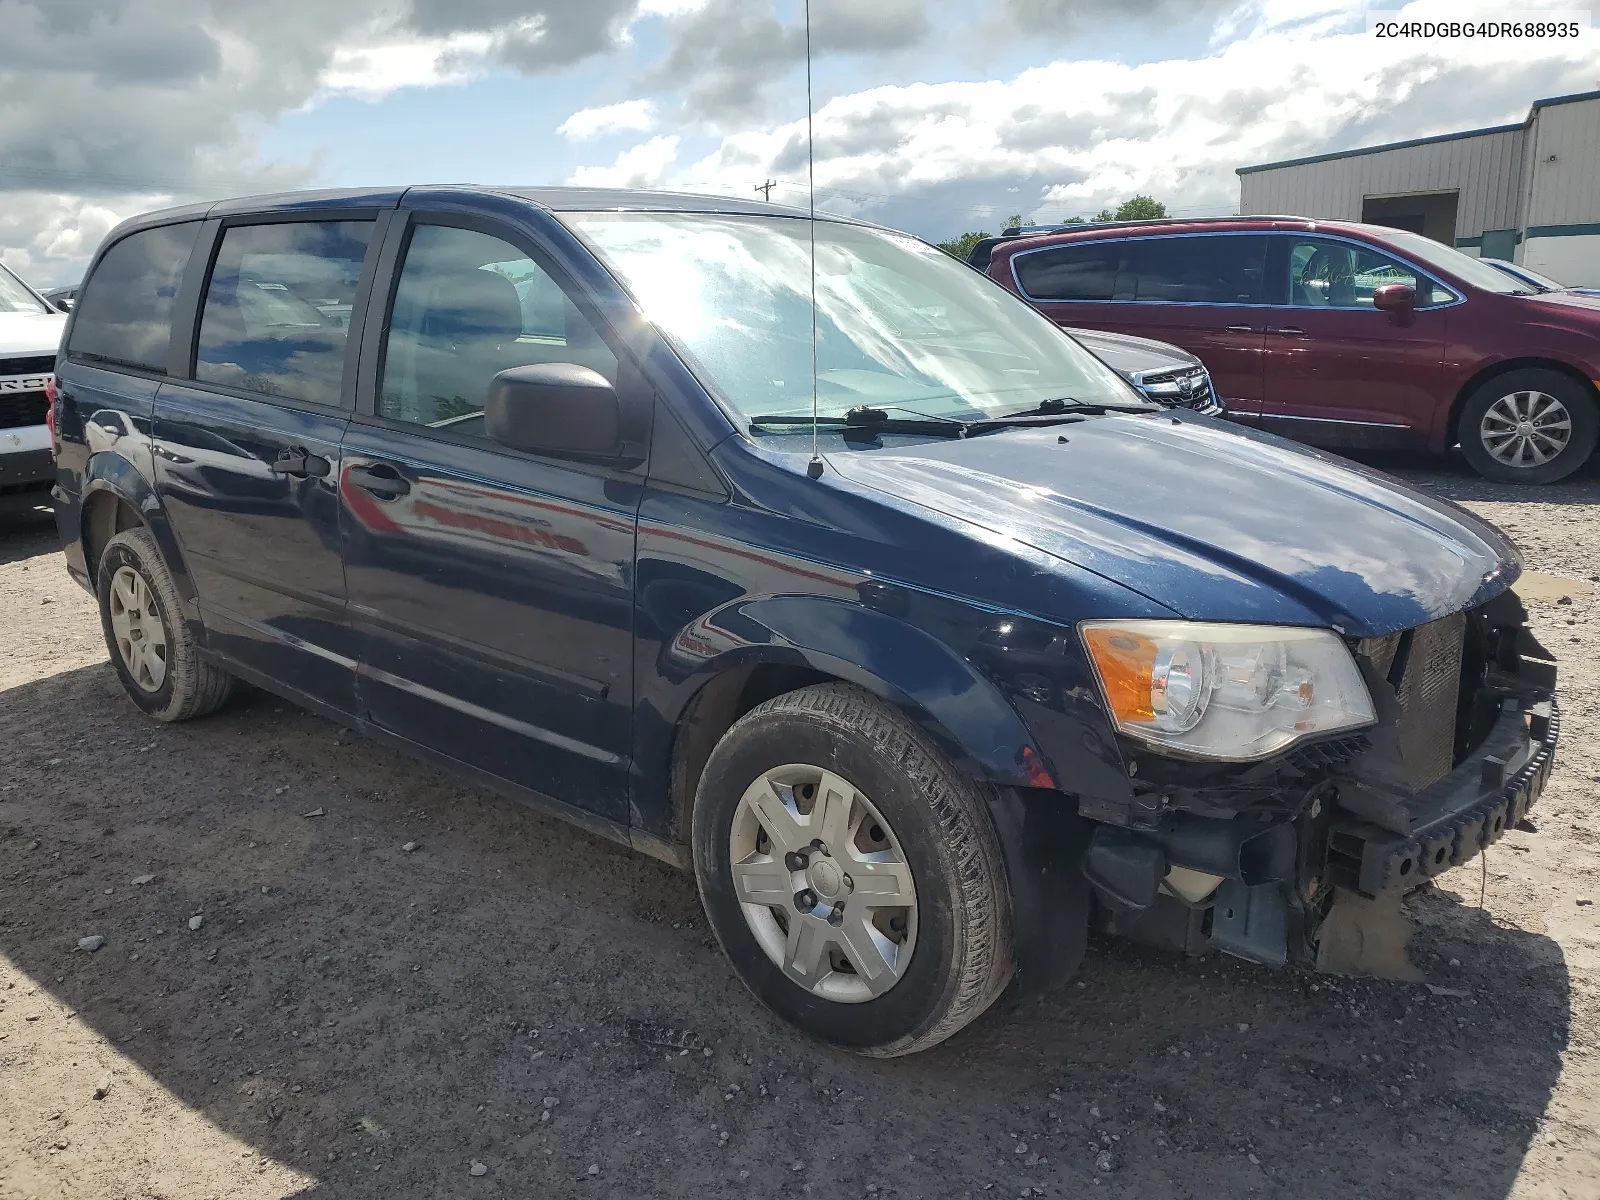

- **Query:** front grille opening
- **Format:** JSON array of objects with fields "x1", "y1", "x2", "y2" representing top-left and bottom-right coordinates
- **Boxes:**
[
  {"x1": 1454, "y1": 606, "x2": 1502, "y2": 763},
  {"x1": 1360, "y1": 604, "x2": 1515, "y2": 795},
  {"x1": 0, "y1": 394, "x2": 49, "y2": 429},
  {"x1": 1392, "y1": 612, "x2": 1466, "y2": 793},
  {"x1": 0, "y1": 355, "x2": 56, "y2": 378}
]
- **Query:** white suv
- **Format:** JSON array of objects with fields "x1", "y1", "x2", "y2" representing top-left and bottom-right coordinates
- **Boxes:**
[{"x1": 0, "y1": 261, "x2": 66, "y2": 500}]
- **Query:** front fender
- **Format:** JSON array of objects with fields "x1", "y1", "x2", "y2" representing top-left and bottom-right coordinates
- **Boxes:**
[
  {"x1": 654, "y1": 586, "x2": 1141, "y2": 819},
  {"x1": 671, "y1": 593, "x2": 1054, "y2": 788}
]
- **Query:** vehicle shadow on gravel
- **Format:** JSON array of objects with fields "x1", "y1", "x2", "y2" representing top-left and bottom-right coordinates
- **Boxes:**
[
  {"x1": 1, "y1": 661, "x2": 1575, "y2": 1199},
  {"x1": 0, "y1": 502, "x2": 56, "y2": 563}
]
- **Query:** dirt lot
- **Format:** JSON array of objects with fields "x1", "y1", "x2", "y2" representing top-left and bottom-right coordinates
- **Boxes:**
[{"x1": 2, "y1": 455, "x2": 1598, "y2": 1200}]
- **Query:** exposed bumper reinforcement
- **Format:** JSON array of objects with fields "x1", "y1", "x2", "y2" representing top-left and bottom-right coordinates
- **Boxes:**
[{"x1": 1331, "y1": 699, "x2": 1558, "y2": 898}]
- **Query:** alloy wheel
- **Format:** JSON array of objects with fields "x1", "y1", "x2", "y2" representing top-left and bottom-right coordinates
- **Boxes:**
[
  {"x1": 108, "y1": 565, "x2": 168, "y2": 692},
  {"x1": 729, "y1": 764, "x2": 917, "y2": 1003},
  {"x1": 1480, "y1": 389, "x2": 1573, "y2": 468}
]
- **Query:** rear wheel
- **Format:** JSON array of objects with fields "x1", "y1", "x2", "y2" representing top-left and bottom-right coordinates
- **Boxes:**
[
  {"x1": 692, "y1": 683, "x2": 1012, "y2": 1056},
  {"x1": 1458, "y1": 369, "x2": 1597, "y2": 484},
  {"x1": 96, "y1": 527, "x2": 234, "y2": 721}
]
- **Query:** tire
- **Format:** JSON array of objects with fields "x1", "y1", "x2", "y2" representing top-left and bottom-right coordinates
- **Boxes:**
[
  {"x1": 692, "y1": 683, "x2": 1012, "y2": 1057},
  {"x1": 1458, "y1": 368, "x2": 1598, "y2": 484},
  {"x1": 96, "y1": 527, "x2": 234, "y2": 722}
]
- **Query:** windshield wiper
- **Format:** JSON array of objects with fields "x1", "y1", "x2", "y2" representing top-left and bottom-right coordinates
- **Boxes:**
[
  {"x1": 996, "y1": 396, "x2": 1154, "y2": 419},
  {"x1": 748, "y1": 399, "x2": 1133, "y2": 440},
  {"x1": 748, "y1": 405, "x2": 969, "y2": 437}
]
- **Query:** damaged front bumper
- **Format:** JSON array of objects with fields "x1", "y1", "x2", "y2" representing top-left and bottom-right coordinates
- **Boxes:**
[{"x1": 1080, "y1": 590, "x2": 1559, "y2": 975}]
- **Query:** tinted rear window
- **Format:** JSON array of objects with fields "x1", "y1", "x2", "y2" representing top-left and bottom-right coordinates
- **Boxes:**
[
  {"x1": 1123, "y1": 236, "x2": 1268, "y2": 304},
  {"x1": 1015, "y1": 234, "x2": 1270, "y2": 304},
  {"x1": 1013, "y1": 242, "x2": 1120, "y2": 301},
  {"x1": 68, "y1": 222, "x2": 201, "y2": 372},
  {"x1": 195, "y1": 220, "x2": 372, "y2": 407}
]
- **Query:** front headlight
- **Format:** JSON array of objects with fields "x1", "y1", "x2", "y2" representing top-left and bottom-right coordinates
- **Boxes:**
[{"x1": 1080, "y1": 621, "x2": 1375, "y2": 761}]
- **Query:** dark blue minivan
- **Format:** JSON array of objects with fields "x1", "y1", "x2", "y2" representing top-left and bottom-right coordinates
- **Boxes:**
[{"x1": 51, "y1": 187, "x2": 1557, "y2": 1055}]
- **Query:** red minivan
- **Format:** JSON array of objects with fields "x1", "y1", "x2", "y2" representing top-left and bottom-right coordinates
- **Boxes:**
[{"x1": 984, "y1": 218, "x2": 1600, "y2": 483}]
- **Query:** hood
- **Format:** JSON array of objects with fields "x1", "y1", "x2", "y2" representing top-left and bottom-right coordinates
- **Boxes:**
[
  {"x1": 0, "y1": 310, "x2": 67, "y2": 358},
  {"x1": 1065, "y1": 326, "x2": 1199, "y2": 377},
  {"x1": 1515, "y1": 288, "x2": 1600, "y2": 320},
  {"x1": 826, "y1": 416, "x2": 1519, "y2": 637}
]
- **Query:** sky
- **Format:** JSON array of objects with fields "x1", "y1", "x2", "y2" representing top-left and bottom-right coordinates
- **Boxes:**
[{"x1": 1, "y1": 0, "x2": 1596, "y2": 287}]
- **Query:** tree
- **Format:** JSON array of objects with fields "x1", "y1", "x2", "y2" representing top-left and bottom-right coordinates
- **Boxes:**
[
  {"x1": 934, "y1": 195, "x2": 1166, "y2": 259},
  {"x1": 935, "y1": 230, "x2": 991, "y2": 261},
  {"x1": 1113, "y1": 194, "x2": 1167, "y2": 221}
]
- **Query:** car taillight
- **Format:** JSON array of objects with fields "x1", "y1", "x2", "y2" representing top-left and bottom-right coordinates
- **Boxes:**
[{"x1": 44, "y1": 374, "x2": 59, "y2": 456}]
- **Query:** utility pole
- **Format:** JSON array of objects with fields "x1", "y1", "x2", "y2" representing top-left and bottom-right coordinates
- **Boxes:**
[{"x1": 754, "y1": 179, "x2": 778, "y2": 201}]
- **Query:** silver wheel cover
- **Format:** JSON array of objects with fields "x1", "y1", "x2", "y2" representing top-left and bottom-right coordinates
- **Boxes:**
[
  {"x1": 1480, "y1": 389, "x2": 1572, "y2": 468},
  {"x1": 729, "y1": 765, "x2": 917, "y2": 1004},
  {"x1": 108, "y1": 565, "x2": 168, "y2": 692}
]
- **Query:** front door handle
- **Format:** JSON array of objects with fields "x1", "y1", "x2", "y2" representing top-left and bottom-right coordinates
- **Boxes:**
[
  {"x1": 1268, "y1": 326, "x2": 1307, "y2": 336},
  {"x1": 1224, "y1": 324, "x2": 1255, "y2": 334},
  {"x1": 347, "y1": 462, "x2": 411, "y2": 500},
  {"x1": 273, "y1": 446, "x2": 331, "y2": 478}
]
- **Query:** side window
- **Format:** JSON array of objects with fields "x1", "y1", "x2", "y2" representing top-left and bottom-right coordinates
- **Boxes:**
[
  {"x1": 68, "y1": 222, "x2": 201, "y2": 372},
  {"x1": 1287, "y1": 238, "x2": 1451, "y2": 309},
  {"x1": 1123, "y1": 236, "x2": 1268, "y2": 304},
  {"x1": 378, "y1": 224, "x2": 617, "y2": 434},
  {"x1": 195, "y1": 221, "x2": 373, "y2": 407},
  {"x1": 1013, "y1": 242, "x2": 1120, "y2": 301}
]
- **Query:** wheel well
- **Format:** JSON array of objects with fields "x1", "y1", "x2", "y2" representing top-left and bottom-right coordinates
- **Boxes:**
[
  {"x1": 1447, "y1": 358, "x2": 1600, "y2": 444},
  {"x1": 82, "y1": 492, "x2": 143, "y2": 583},
  {"x1": 667, "y1": 663, "x2": 838, "y2": 847}
]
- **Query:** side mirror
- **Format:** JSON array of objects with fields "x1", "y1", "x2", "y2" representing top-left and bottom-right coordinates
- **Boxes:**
[
  {"x1": 1372, "y1": 283, "x2": 1415, "y2": 313},
  {"x1": 485, "y1": 363, "x2": 621, "y2": 459}
]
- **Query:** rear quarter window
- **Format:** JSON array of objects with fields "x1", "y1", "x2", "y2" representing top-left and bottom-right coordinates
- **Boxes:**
[{"x1": 68, "y1": 222, "x2": 202, "y2": 373}]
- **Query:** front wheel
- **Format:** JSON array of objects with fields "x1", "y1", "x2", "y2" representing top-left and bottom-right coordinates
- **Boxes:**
[
  {"x1": 1458, "y1": 369, "x2": 1598, "y2": 484},
  {"x1": 692, "y1": 683, "x2": 1013, "y2": 1057}
]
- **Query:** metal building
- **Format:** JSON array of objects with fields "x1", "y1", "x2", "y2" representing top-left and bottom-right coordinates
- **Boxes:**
[{"x1": 1237, "y1": 90, "x2": 1600, "y2": 286}]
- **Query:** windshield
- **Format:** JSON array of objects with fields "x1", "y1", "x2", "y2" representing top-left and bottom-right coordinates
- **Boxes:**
[
  {"x1": 563, "y1": 212, "x2": 1143, "y2": 422},
  {"x1": 0, "y1": 262, "x2": 50, "y2": 315},
  {"x1": 1375, "y1": 228, "x2": 1539, "y2": 295}
]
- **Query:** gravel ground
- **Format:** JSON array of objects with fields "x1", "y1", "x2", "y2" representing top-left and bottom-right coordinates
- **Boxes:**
[{"x1": 1, "y1": 453, "x2": 1598, "y2": 1200}]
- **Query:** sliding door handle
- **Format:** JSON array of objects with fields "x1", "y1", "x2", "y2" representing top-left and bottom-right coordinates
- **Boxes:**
[
  {"x1": 273, "y1": 446, "x2": 331, "y2": 478},
  {"x1": 1268, "y1": 326, "x2": 1307, "y2": 336}
]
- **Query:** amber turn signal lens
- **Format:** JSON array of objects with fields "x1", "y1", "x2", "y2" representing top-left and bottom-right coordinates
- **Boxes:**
[{"x1": 1082, "y1": 625, "x2": 1158, "y2": 724}]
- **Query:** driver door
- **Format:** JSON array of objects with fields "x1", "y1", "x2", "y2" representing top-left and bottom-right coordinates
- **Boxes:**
[
  {"x1": 1259, "y1": 235, "x2": 1449, "y2": 448},
  {"x1": 338, "y1": 214, "x2": 647, "y2": 820}
]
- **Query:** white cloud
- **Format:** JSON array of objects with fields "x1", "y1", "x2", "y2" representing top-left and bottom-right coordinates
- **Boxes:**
[
  {"x1": 636, "y1": 0, "x2": 707, "y2": 14},
  {"x1": 0, "y1": 193, "x2": 167, "y2": 288},
  {"x1": 557, "y1": 99, "x2": 659, "y2": 141},
  {"x1": 569, "y1": 135, "x2": 683, "y2": 187},
  {"x1": 0, "y1": 0, "x2": 657, "y2": 282},
  {"x1": 608, "y1": 0, "x2": 1597, "y2": 238},
  {"x1": 5, "y1": 0, "x2": 1596, "y2": 287},
  {"x1": 316, "y1": 31, "x2": 497, "y2": 101}
]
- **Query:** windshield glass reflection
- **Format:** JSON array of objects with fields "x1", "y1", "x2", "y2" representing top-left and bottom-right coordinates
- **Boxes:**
[{"x1": 566, "y1": 213, "x2": 1140, "y2": 422}]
